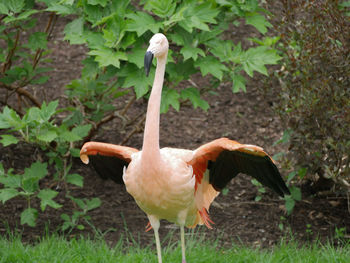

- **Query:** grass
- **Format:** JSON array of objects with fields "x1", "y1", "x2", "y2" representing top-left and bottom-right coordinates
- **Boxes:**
[{"x1": 0, "y1": 233, "x2": 349, "y2": 263}]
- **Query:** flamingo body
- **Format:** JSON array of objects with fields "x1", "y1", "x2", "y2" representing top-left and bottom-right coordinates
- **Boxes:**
[
  {"x1": 80, "y1": 33, "x2": 290, "y2": 263},
  {"x1": 123, "y1": 148, "x2": 197, "y2": 227}
]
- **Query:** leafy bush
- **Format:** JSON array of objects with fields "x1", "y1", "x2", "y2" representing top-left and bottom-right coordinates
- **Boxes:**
[
  {"x1": 0, "y1": 101, "x2": 95, "y2": 227},
  {"x1": 0, "y1": 0, "x2": 281, "y2": 230},
  {"x1": 270, "y1": 0, "x2": 350, "y2": 194},
  {"x1": 61, "y1": 0, "x2": 281, "y2": 126}
]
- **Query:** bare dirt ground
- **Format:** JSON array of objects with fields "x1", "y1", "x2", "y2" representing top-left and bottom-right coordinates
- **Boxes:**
[{"x1": 0, "y1": 9, "x2": 349, "y2": 249}]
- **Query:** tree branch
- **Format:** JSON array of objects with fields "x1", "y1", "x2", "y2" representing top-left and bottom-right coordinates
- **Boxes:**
[
  {"x1": 120, "y1": 113, "x2": 146, "y2": 145},
  {"x1": 1, "y1": 83, "x2": 41, "y2": 108}
]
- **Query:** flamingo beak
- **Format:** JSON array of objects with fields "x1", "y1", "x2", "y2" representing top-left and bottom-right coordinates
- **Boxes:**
[{"x1": 144, "y1": 51, "x2": 154, "y2": 77}]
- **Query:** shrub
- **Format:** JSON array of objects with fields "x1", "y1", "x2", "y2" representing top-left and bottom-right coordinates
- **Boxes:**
[{"x1": 270, "y1": 0, "x2": 350, "y2": 194}]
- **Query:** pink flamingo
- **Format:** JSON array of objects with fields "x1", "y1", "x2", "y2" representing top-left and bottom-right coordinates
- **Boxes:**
[{"x1": 80, "y1": 33, "x2": 290, "y2": 263}]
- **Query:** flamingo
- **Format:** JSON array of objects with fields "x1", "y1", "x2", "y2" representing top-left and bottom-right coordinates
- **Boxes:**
[{"x1": 80, "y1": 33, "x2": 290, "y2": 263}]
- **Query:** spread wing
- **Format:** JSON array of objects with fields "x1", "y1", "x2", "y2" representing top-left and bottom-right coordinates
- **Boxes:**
[
  {"x1": 189, "y1": 138, "x2": 290, "y2": 197},
  {"x1": 80, "y1": 142, "x2": 139, "y2": 184}
]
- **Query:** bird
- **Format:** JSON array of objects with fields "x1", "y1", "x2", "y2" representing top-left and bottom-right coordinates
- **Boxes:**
[{"x1": 80, "y1": 33, "x2": 290, "y2": 263}]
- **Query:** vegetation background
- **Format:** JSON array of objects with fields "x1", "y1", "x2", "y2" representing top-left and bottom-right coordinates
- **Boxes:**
[{"x1": 0, "y1": 0, "x2": 349, "y2": 252}]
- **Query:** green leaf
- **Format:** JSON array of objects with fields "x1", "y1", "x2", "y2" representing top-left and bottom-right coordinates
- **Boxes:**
[
  {"x1": 0, "y1": 172, "x2": 21, "y2": 189},
  {"x1": 245, "y1": 12, "x2": 272, "y2": 34},
  {"x1": 0, "y1": 106, "x2": 24, "y2": 130},
  {"x1": 38, "y1": 189, "x2": 62, "y2": 211},
  {"x1": 194, "y1": 56, "x2": 228, "y2": 80},
  {"x1": 284, "y1": 196, "x2": 295, "y2": 215},
  {"x1": 60, "y1": 213, "x2": 70, "y2": 222},
  {"x1": 0, "y1": 3, "x2": 9, "y2": 15},
  {"x1": 30, "y1": 76, "x2": 49, "y2": 85},
  {"x1": 121, "y1": 65, "x2": 152, "y2": 98},
  {"x1": 192, "y1": 2, "x2": 219, "y2": 24},
  {"x1": 59, "y1": 130, "x2": 81, "y2": 142},
  {"x1": 251, "y1": 178, "x2": 261, "y2": 187},
  {"x1": 21, "y1": 176, "x2": 39, "y2": 193},
  {"x1": 160, "y1": 89, "x2": 180, "y2": 113},
  {"x1": 287, "y1": 171, "x2": 297, "y2": 185},
  {"x1": 72, "y1": 198, "x2": 86, "y2": 210},
  {"x1": 180, "y1": 46, "x2": 205, "y2": 61},
  {"x1": 60, "y1": 0, "x2": 75, "y2": 5},
  {"x1": 6, "y1": 0, "x2": 25, "y2": 13},
  {"x1": 21, "y1": 208, "x2": 38, "y2": 227},
  {"x1": 0, "y1": 163, "x2": 4, "y2": 176},
  {"x1": 40, "y1": 100, "x2": 58, "y2": 122},
  {"x1": 258, "y1": 187, "x2": 266, "y2": 193},
  {"x1": 3, "y1": 9, "x2": 38, "y2": 23},
  {"x1": 87, "y1": 0, "x2": 108, "y2": 7},
  {"x1": 298, "y1": 167, "x2": 307, "y2": 179},
  {"x1": 66, "y1": 173, "x2": 84, "y2": 187},
  {"x1": 179, "y1": 2, "x2": 220, "y2": 32},
  {"x1": 26, "y1": 32, "x2": 47, "y2": 50},
  {"x1": 290, "y1": 186, "x2": 302, "y2": 201},
  {"x1": 273, "y1": 129, "x2": 292, "y2": 146},
  {"x1": 126, "y1": 12, "x2": 161, "y2": 36},
  {"x1": 88, "y1": 47, "x2": 127, "y2": 68},
  {"x1": 34, "y1": 66, "x2": 53, "y2": 75},
  {"x1": 0, "y1": 188, "x2": 19, "y2": 203},
  {"x1": 71, "y1": 124, "x2": 92, "y2": 138},
  {"x1": 339, "y1": 1, "x2": 350, "y2": 7},
  {"x1": 81, "y1": 57, "x2": 99, "y2": 77},
  {"x1": 100, "y1": 14, "x2": 128, "y2": 48},
  {"x1": 210, "y1": 41, "x2": 234, "y2": 62},
  {"x1": 248, "y1": 36, "x2": 280, "y2": 47},
  {"x1": 230, "y1": 72, "x2": 246, "y2": 93},
  {"x1": 24, "y1": 162, "x2": 48, "y2": 180},
  {"x1": 85, "y1": 197, "x2": 101, "y2": 211},
  {"x1": 241, "y1": 46, "x2": 281, "y2": 77},
  {"x1": 166, "y1": 60, "x2": 196, "y2": 85},
  {"x1": 164, "y1": 6, "x2": 187, "y2": 27},
  {"x1": 61, "y1": 221, "x2": 72, "y2": 231},
  {"x1": 64, "y1": 17, "x2": 85, "y2": 44},
  {"x1": 70, "y1": 148, "x2": 81, "y2": 157},
  {"x1": 0, "y1": 134, "x2": 19, "y2": 146},
  {"x1": 144, "y1": 0, "x2": 176, "y2": 18},
  {"x1": 181, "y1": 88, "x2": 209, "y2": 111},
  {"x1": 45, "y1": 3, "x2": 75, "y2": 15},
  {"x1": 128, "y1": 47, "x2": 146, "y2": 69},
  {"x1": 37, "y1": 129, "x2": 58, "y2": 142}
]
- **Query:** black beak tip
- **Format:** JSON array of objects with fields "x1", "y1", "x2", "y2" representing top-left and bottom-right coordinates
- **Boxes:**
[{"x1": 144, "y1": 51, "x2": 154, "y2": 77}]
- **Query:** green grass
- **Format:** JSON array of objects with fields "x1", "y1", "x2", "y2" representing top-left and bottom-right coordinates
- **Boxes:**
[{"x1": 0, "y1": 234, "x2": 349, "y2": 263}]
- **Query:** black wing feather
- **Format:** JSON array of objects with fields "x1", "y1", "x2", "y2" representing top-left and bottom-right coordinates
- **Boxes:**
[
  {"x1": 89, "y1": 155, "x2": 128, "y2": 184},
  {"x1": 209, "y1": 150, "x2": 290, "y2": 197}
]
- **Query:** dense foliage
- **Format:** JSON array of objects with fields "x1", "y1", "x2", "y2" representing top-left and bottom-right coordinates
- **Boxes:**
[
  {"x1": 0, "y1": 0, "x2": 280, "y2": 230},
  {"x1": 270, "y1": 0, "x2": 350, "y2": 195}
]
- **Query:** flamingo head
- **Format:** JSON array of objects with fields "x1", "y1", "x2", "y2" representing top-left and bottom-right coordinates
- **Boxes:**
[{"x1": 144, "y1": 33, "x2": 168, "y2": 76}]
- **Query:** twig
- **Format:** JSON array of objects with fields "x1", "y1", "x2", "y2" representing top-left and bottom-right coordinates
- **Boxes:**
[
  {"x1": 83, "y1": 112, "x2": 116, "y2": 143},
  {"x1": 83, "y1": 95, "x2": 137, "y2": 142},
  {"x1": 33, "y1": 12, "x2": 57, "y2": 70},
  {"x1": 120, "y1": 93, "x2": 136, "y2": 116},
  {"x1": 1, "y1": 84, "x2": 41, "y2": 108},
  {"x1": 2, "y1": 28, "x2": 20, "y2": 74},
  {"x1": 120, "y1": 113, "x2": 146, "y2": 145},
  {"x1": 125, "y1": 111, "x2": 144, "y2": 127},
  {"x1": 0, "y1": 14, "x2": 57, "y2": 109}
]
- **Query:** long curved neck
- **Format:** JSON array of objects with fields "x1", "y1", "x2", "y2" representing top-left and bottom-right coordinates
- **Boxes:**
[{"x1": 142, "y1": 54, "x2": 167, "y2": 162}]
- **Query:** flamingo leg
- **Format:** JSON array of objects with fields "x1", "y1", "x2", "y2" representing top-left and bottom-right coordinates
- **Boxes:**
[
  {"x1": 180, "y1": 225, "x2": 186, "y2": 263},
  {"x1": 148, "y1": 215, "x2": 162, "y2": 263}
]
